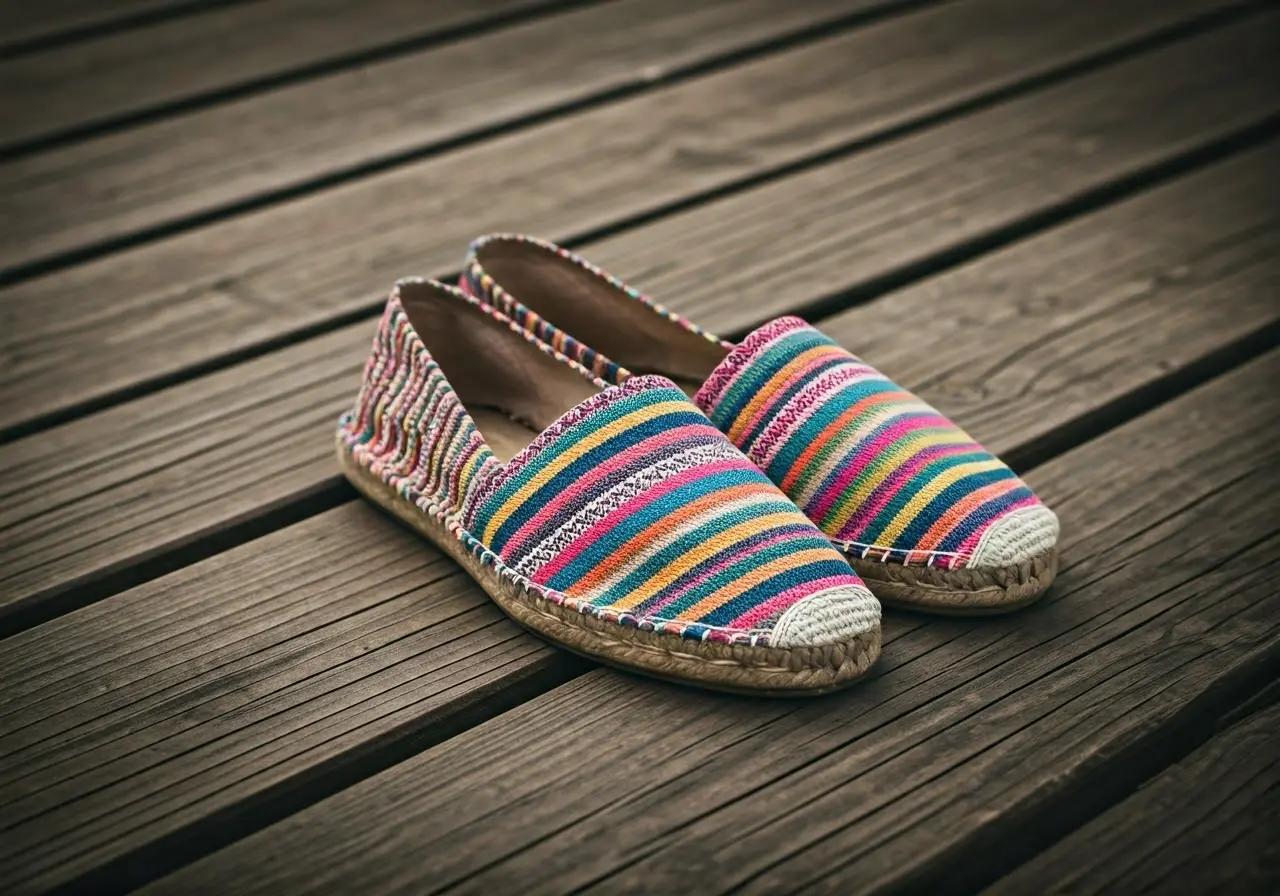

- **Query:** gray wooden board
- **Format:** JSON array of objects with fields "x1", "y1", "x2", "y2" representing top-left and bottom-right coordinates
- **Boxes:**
[
  {"x1": 987, "y1": 702, "x2": 1280, "y2": 895},
  {"x1": 0, "y1": 0, "x2": 562, "y2": 152},
  {"x1": 1, "y1": 0, "x2": 1253, "y2": 437},
  {"x1": 143, "y1": 349, "x2": 1280, "y2": 895},
  {"x1": 2, "y1": 141, "x2": 1276, "y2": 890},
  {"x1": 0, "y1": 57, "x2": 1274, "y2": 622},
  {"x1": 0, "y1": 501, "x2": 586, "y2": 894},
  {"x1": 1, "y1": 41, "x2": 1276, "y2": 631},
  {"x1": 0, "y1": 325, "x2": 366, "y2": 630},
  {"x1": 578, "y1": 9, "x2": 1280, "y2": 337},
  {"x1": 0, "y1": 0, "x2": 898, "y2": 273},
  {"x1": 0, "y1": 0, "x2": 210, "y2": 51}
]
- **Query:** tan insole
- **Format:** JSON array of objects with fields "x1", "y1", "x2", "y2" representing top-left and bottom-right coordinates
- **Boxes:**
[
  {"x1": 470, "y1": 369, "x2": 706, "y2": 465},
  {"x1": 471, "y1": 408, "x2": 541, "y2": 463}
]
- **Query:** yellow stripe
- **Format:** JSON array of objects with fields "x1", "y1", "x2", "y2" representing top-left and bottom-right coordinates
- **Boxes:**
[
  {"x1": 823, "y1": 431, "x2": 975, "y2": 534},
  {"x1": 456, "y1": 448, "x2": 487, "y2": 496},
  {"x1": 481, "y1": 400, "x2": 691, "y2": 543},
  {"x1": 680, "y1": 548, "x2": 841, "y2": 620},
  {"x1": 607, "y1": 511, "x2": 804, "y2": 611},
  {"x1": 874, "y1": 458, "x2": 1005, "y2": 545}
]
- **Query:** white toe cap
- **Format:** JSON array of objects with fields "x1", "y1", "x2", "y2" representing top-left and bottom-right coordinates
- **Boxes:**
[
  {"x1": 968, "y1": 504, "x2": 1060, "y2": 569},
  {"x1": 771, "y1": 584, "x2": 881, "y2": 648}
]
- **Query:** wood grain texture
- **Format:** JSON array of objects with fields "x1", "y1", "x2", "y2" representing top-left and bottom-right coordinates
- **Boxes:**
[
  {"x1": 4, "y1": 146, "x2": 1275, "y2": 888},
  {"x1": 0, "y1": 0, "x2": 893, "y2": 273},
  {"x1": 987, "y1": 702, "x2": 1280, "y2": 895},
  {"x1": 0, "y1": 0, "x2": 215, "y2": 52},
  {"x1": 0, "y1": 0, "x2": 559, "y2": 152},
  {"x1": 2, "y1": 130, "x2": 1276, "y2": 633},
  {"x1": 0, "y1": 501, "x2": 584, "y2": 894},
  {"x1": 0, "y1": 322, "x2": 369, "y2": 631},
  {"x1": 0, "y1": 0, "x2": 1246, "y2": 437},
  {"x1": 143, "y1": 350, "x2": 1280, "y2": 896},
  {"x1": 580, "y1": 9, "x2": 1280, "y2": 337}
]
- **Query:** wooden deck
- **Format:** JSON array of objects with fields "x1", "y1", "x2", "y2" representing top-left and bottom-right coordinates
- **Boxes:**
[{"x1": 1, "y1": 1, "x2": 1277, "y2": 892}]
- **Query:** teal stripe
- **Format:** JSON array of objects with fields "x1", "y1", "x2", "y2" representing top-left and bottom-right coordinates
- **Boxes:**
[
  {"x1": 710, "y1": 330, "x2": 831, "y2": 427},
  {"x1": 545, "y1": 466, "x2": 785, "y2": 590}
]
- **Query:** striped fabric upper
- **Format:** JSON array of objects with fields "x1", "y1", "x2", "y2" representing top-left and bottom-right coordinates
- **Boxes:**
[
  {"x1": 340, "y1": 287, "x2": 503, "y2": 516},
  {"x1": 340, "y1": 286, "x2": 879, "y2": 647},
  {"x1": 468, "y1": 376, "x2": 876, "y2": 643},
  {"x1": 695, "y1": 317, "x2": 1056, "y2": 570},
  {"x1": 461, "y1": 235, "x2": 1058, "y2": 573}
]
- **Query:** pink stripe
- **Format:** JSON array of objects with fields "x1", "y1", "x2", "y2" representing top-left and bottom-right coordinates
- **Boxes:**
[
  {"x1": 751, "y1": 364, "x2": 878, "y2": 465},
  {"x1": 638, "y1": 528, "x2": 816, "y2": 618},
  {"x1": 729, "y1": 575, "x2": 864, "y2": 629},
  {"x1": 694, "y1": 317, "x2": 809, "y2": 411},
  {"x1": 734, "y1": 348, "x2": 849, "y2": 446},
  {"x1": 702, "y1": 329, "x2": 794, "y2": 411},
  {"x1": 501, "y1": 423, "x2": 712, "y2": 555},
  {"x1": 834, "y1": 440, "x2": 979, "y2": 539},
  {"x1": 474, "y1": 374, "x2": 671, "y2": 510},
  {"x1": 529, "y1": 458, "x2": 748, "y2": 585},
  {"x1": 804, "y1": 413, "x2": 951, "y2": 523}
]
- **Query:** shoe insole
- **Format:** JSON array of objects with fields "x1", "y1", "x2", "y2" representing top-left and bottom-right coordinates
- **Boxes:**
[
  {"x1": 471, "y1": 407, "x2": 541, "y2": 463},
  {"x1": 469, "y1": 372, "x2": 703, "y2": 465}
]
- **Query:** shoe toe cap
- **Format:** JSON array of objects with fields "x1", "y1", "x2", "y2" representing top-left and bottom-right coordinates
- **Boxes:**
[
  {"x1": 770, "y1": 583, "x2": 881, "y2": 648},
  {"x1": 967, "y1": 503, "x2": 1060, "y2": 570}
]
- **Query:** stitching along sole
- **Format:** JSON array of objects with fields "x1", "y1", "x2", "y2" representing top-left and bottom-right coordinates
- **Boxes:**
[
  {"x1": 847, "y1": 548, "x2": 1059, "y2": 615},
  {"x1": 337, "y1": 437, "x2": 880, "y2": 695}
]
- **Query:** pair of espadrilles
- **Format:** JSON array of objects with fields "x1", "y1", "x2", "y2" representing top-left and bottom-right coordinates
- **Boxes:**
[{"x1": 337, "y1": 235, "x2": 1060, "y2": 695}]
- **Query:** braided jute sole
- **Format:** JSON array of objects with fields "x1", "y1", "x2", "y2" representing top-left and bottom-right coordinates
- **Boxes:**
[
  {"x1": 847, "y1": 548, "x2": 1059, "y2": 616},
  {"x1": 337, "y1": 441, "x2": 880, "y2": 696}
]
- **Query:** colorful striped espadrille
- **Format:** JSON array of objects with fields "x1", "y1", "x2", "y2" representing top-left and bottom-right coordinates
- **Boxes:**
[
  {"x1": 460, "y1": 234, "x2": 1059, "y2": 613},
  {"x1": 337, "y1": 278, "x2": 881, "y2": 693}
]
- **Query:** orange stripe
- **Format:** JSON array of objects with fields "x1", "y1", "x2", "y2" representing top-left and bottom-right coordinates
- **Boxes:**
[
  {"x1": 611, "y1": 512, "x2": 813, "y2": 611},
  {"x1": 571, "y1": 481, "x2": 777, "y2": 592},
  {"x1": 679, "y1": 548, "x2": 840, "y2": 620},
  {"x1": 727, "y1": 346, "x2": 835, "y2": 442},
  {"x1": 913, "y1": 478, "x2": 1023, "y2": 551},
  {"x1": 778, "y1": 389, "x2": 912, "y2": 492}
]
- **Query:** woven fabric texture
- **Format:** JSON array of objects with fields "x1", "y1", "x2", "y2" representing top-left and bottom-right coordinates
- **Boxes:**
[
  {"x1": 340, "y1": 288, "x2": 502, "y2": 516},
  {"x1": 694, "y1": 317, "x2": 1059, "y2": 570},
  {"x1": 461, "y1": 235, "x2": 1058, "y2": 572},
  {"x1": 340, "y1": 285, "x2": 879, "y2": 647}
]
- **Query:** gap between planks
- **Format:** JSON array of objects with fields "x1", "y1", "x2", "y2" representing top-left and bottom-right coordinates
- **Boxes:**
[
  {"x1": 985, "y1": 701, "x2": 1280, "y2": 894},
  {"x1": 141, "y1": 348, "x2": 1280, "y2": 895},
  {"x1": 1, "y1": 0, "x2": 1271, "y2": 440},
  {"x1": 0, "y1": 17, "x2": 1277, "y2": 634},
  {"x1": 0, "y1": 0, "x2": 606, "y2": 158},
  {"x1": 0, "y1": 143, "x2": 1275, "y2": 891},
  {"x1": 0, "y1": 0, "x2": 260, "y2": 60},
  {"x1": 0, "y1": 0, "x2": 945, "y2": 277}
]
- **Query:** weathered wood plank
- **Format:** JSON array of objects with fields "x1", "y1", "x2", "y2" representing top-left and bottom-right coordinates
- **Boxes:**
[
  {"x1": 0, "y1": 323, "x2": 366, "y2": 633},
  {"x1": 0, "y1": 0, "x2": 212, "y2": 53},
  {"x1": 0, "y1": 501, "x2": 587, "y2": 894},
  {"x1": 4, "y1": 142, "x2": 1276, "y2": 891},
  {"x1": 0, "y1": 0, "x2": 561, "y2": 153},
  {"x1": 581, "y1": 8, "x2": 1280, "y2": 338},
  {"x1": 1, "y1": 0, "x2": 1252, "y2": 438},
  {"x1": 2, "y1": 40, "x2": 1275, "y2": 633},
  {"x1": 987, "y1": 702, "x2": 1280, "y2": 895},
  {"x1": 143, "y1": 350, "x2": 1280, "y2": 896},
  {"x1": 0, "y1": 0, "x2": 898, "y2": 273}
]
